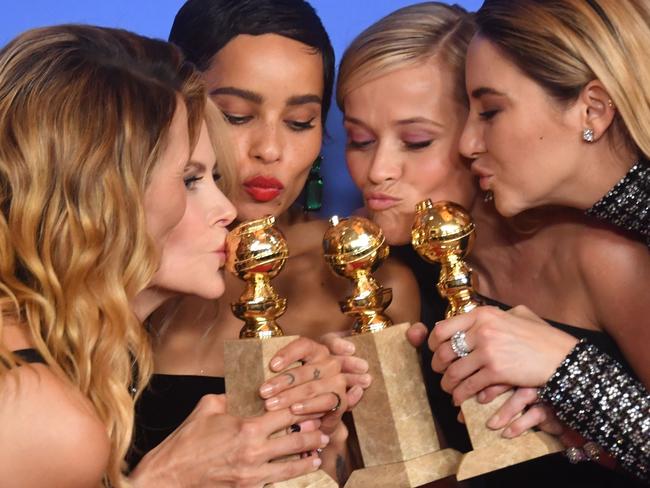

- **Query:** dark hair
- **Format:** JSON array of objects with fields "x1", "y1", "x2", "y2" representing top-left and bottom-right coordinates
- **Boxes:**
[{"x1": 169, "y1": 0, "x2": 335, "y2": 127}]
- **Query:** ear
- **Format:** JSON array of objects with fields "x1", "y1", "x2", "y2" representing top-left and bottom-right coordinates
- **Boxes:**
[{"x1": 578, "y1": 80, "x2": 617, "y2": 141}]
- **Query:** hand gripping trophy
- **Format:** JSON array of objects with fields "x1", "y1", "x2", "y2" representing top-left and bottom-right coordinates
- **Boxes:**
[
  {"x1": 412, "y1": 200, "x2": 563, "y2": 481},
  {"x1": 224, "y1": 215, "x2": 337, "y2": 488},
  {"x1": 323, "y1": 215, "x2": 461, "y2": 488}
]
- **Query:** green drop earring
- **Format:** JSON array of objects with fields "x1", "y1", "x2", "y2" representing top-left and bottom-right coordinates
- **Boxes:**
[{"x1": 303, "y1": 156, "x2": 323, "y2": 212}]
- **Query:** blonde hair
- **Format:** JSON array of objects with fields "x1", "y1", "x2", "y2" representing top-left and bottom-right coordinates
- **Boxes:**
[
  {"x1": 476, "y1": 0, "x2": 650, "y2": 161},
  {"x1": 0, "y1": 25, "x2": 204, "y2": 486},
  {"x1": 337, "y1": 2, "x2": 476, "y2": 111}
]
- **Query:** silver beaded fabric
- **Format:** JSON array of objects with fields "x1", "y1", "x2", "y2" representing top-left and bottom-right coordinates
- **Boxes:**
[
  {"x1": 540, "y1": 341, "x2": 650, "y2": 483},
  {"x1": 585, "y1": 162, "x2": 650, "y2": 246}
]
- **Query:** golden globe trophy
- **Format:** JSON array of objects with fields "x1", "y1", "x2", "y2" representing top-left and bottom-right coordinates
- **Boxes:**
[
  {"x1": 223, "y1": 216, "x2": 337, "y2": 488},
  {"x1": 412, "y1": 200, "x2": 562, "y2": 480},
  {"x1": 323, "y1": 215, "x2": 461, "y2": 488}
]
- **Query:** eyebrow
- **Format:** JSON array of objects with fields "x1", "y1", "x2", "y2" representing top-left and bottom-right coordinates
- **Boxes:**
[
  {"x1": 344, "y1": 115, "x2": 443, "y2": 130},
  {"x1": 470, "y1": 86, "x2": 507, "y2": 99},
  {"x1": 287, "y1": 94, "x2": 322, "y2": 106},
  {"x1": 184, "y1": 161, "x2": 206, "y2": 172},
  {"x1": 209, "y1": 86, "x2": 263, "y2": 104}
]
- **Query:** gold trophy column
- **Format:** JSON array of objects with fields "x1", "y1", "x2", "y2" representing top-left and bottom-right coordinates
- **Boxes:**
[
  {"x1": 223, "y1": 216, "x2": 337, "y2": 488},
  {"x1": 323, "y1": 216, "x2": 461, "y2": 488},
  {"x1": 412, "y1": 200, "x2": 563, "y2": 481}
]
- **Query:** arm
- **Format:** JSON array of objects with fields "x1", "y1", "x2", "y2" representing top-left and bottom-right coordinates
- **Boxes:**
[
  {"x1": 0, "y1": 364, "x2": 109, "y2": 488},
  {"x1": 539, "y1": 341, "x2": 650, "y2": 483}
]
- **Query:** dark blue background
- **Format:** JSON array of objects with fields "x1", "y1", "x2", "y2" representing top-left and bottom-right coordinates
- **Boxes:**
[{"x1": 0, "y1": 0, "x2": 483, "y2": 216}]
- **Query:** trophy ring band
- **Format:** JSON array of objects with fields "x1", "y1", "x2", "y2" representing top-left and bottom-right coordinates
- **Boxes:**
[
  {"x1": 329, "y1": 392, "x2": 342, "y2": 413},
  {"x1": 450, "y1": 330, "x2": 471, "y2": 358}
]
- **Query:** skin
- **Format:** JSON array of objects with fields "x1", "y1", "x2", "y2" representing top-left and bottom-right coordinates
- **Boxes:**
[{"x1": 343, "y1": 56, "x2": 650, "y2": 444}]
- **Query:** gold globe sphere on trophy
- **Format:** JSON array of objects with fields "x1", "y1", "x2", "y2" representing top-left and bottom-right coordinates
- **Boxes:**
[
  {"x1": 323, "y1": 215, "x2": 461, "y2": 488},
  {"x1": 224, "y1": 215, "x2": 336, "y2": 488},
  {"x1": 412, "y1": 200, "x2": 562, "y2": 481}
]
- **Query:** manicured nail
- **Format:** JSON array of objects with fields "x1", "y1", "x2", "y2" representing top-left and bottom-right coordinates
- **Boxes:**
[
  {"x1": 292, "y1": 403, "x2": 304, "y2": 413},
  {"x1": 477, "y1": 391, "x2": 487, "y2": 403},
  {"x1": 270, "y1": 357, "x2": 283, "y2": 371},
  {"x1": 320, "y1": 434, "x2": 330, "y2": 447},
  {"x1": 343, "y1": 342, "x2": 355, "y2": 354},
  {"x1": 290, "y1": 424, "x2": 301, "y2": 433},
  {"x1": 259, "y1": 384, "x2": 274, "y2": 397},
  {"x1": 361, "y1": 374, "x2": 372, "y2": 387},
  {"x1": 313, "y1": 457, "x2": 322, "y2": 468},
  {"x1": 502, "y1": 427, "x2": 513, "y2": 438},
  {"x1": 265, "y1": 397, "x2": 280, "y2": 409},
  {"x1": 487, "y1": 415, "x2": 499, "y2": 429}
]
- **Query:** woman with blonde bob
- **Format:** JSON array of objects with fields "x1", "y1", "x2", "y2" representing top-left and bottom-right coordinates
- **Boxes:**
[
  {"x1": 430, "y1": 0, "x2": 650, "y2": 483},
  {"x1": 337, "y1": 1, "x2": 647, "y2": 486}
]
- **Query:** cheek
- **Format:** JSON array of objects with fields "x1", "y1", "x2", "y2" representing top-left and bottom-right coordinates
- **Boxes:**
[
  {"x1": 346, "y1": 151, "x2": 370, "y2": 189},
  {"x1": 144, "y1": 179, "x2": 186, "y2": 246},
  {"x1": 285, "y1": 132, "x2": 322, "y2": 187}
]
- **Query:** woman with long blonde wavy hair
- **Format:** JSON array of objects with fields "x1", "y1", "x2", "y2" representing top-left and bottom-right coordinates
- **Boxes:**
[{"x1": 0, "y1": 25, "x2": 205, "y2": 487}]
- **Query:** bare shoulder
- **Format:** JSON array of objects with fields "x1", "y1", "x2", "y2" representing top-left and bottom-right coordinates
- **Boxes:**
[{"x1": 0, "y1": 364, "x2": 109, "y2": 487}]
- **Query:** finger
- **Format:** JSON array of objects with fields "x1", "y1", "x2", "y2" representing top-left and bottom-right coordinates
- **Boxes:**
[
  {"x1": 429, "y1": 306, "x2": 497, "y2": 351},
  {"x1": 451, "y1": 368, "x2": 497, "y2": 405},
  {"x1": 343, "y1": 372, "x2": 372, "y2": 390},
  {"x1": 320, "y1": 333, "x2": 355, "y2": 356},
  {"x1": 502, "y1": 405, "x2": 553, "y2": 438},
  {"x1": 346, "y1": 385, "x2": 364, "y2": 410},
  {"x1": 538, "y1": 414, "x2": 565, "y2": 436},
  {"x1": 507, "y1": 304, "x2": 539, "y2": 321},
  {"x1": 257, "y1": 407, "x2": 320, "y2": 436},
  {"x1": 261, "y1": 356, "x2": 340, "y2": 402},
  {"x1": 269, "y1": 337, "x2": 329, "y2": 372},
  {"x1": 263, "y1": 452, "x2": 322, "y2": 484},
  {"x1": 456, "y1": 411, "x2": 466, "y2": 424},
  {"x1": 406, "y1": 322, "x2": 428, "y2": 348},
  {"x1": 291, "y1": 388, "x2": 346, "y2": 417},
  {"x1": 266, "y1": 429, "x2": 330, "y2": 459},
  {"x1": 477, "y1": 384, "x2": 511, "y2": 404},
  {"x1": 487, "y1": 387, "x2": 538, "y2": 430},
  {"x1": 440, "y1": 352, "x2": 481, "y2": 395},
  {"x1": 339, "y1": 355, "x2": 369, "y2": 375},
  {"x1": 431, "y1": 340, "x2": 461, "y2": 373}
]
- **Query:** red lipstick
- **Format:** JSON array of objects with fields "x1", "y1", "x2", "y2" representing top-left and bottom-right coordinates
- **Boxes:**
[{"x1": 243, "y1": 176, "x2": 284, "y2": 203}]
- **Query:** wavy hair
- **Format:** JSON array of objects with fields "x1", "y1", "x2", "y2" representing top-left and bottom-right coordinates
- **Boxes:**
[
  {"x1": 476, "y1": 0, "x2": 650, "y2": 163},
  {"x1": 0, "y1": 25, "x2": 204, "y2": 486},
  {"x1": 337, "y1": 2, "x2": 476, "y2": 111}
]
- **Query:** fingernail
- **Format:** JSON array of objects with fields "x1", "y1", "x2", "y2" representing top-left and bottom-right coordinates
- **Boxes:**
[
  {"x1": 344, "y1": 342, "x2": 355, "y2": 354},
  {"x1": 477, "y1": 391, "x2": 486, "y2": 403},
  {"x1": 487, "y1": 415, "x2": 499, "y2": 429},
  {"x1": 502, "y1": 427, "x2": 513, "y2": 438},
  {"x1": 292, "y1": 403, "x2": 304, "y2": 413},
  {"x1": 320, "y1": 434, "x2": 330, "y2": 447},
  {"x1": 313, "y1": 457, "x2": 322, "y2": 468},
  {"x1": 265, "y1": 397, "x2": 280, "y2": 409},
  {"x1": 259, "y1": 384, "x2": 273, "y2": 397},
  {"x1": 290, "y1": 424, "x2": 301, "y2": 433},
  {"x1": 270, "y1": 357, "x2": 283, "y2": 371},
  {"x1": 361, "y1": 374, "x2": 372, "y2": 388}
]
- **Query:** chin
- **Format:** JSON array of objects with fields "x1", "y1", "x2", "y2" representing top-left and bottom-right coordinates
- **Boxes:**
[{"x1": 371, "y1": 215, "x2": 412, "y2": 246}]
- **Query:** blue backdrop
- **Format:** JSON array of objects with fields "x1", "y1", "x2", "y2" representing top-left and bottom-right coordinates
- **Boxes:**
[{"x1": 0, "y1": 0, "x2": 483, "y2": 217}]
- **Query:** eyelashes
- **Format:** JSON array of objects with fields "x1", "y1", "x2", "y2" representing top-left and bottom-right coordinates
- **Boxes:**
[{"x1": 223, "y1": 112, "x2": 317, "y2": 132}]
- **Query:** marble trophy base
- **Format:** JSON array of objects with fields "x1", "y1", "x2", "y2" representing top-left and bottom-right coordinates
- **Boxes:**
[
  {"x1": 456, "y1": 393, "x2": 564, "y2": 480},
  {"x1": 345, "y1": 322, "x2": 461, "y2": 487},
  {"x1": 224, "y1": 336, "x2": 338, "y2": 488}
]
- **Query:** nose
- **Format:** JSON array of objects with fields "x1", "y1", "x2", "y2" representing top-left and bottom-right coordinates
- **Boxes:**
[
  {"x1": 367, "y1": 141, "x2": 403, "y2": 185},
  {"x1": 249, "y1": 121, "x2": 282, "y2": 164},
  {"x1": 459, "y1": 112, "x2": 486, "y2": 160},
  {"x1": 209, "y1": 187, "x2": 237, "y2": 229}
]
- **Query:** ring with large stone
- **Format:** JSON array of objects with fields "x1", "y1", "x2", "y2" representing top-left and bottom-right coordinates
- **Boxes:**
[{"x1": 450, "y1": 330, "x2": 471, "y2": 358}]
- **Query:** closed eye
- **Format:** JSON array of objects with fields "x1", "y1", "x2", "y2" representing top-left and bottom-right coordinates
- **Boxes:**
[{"x1": 223, "y1": 113, "x2": 253, "y2": 125}]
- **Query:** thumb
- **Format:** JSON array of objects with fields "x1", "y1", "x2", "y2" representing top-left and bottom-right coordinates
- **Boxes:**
[{"x1": 406, "y1": 322, "x2": 428, "y2": 348}]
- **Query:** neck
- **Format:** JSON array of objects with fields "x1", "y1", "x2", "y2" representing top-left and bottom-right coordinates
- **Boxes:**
[
  {"x1": 132, "y1": 286, "x2": 176, "y2": 322},
  {"x1": 563, "y1": 143, "x2": 636, "y2": 210}
]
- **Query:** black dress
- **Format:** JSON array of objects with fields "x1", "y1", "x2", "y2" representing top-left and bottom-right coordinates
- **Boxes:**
[
  {"x1": 129, "y1": 373, "x2": 225, "y2": 468},
  {"x1": 391, "y1": 245, "x2": 645, "y2": 488}
]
